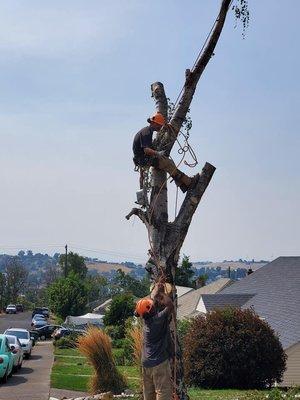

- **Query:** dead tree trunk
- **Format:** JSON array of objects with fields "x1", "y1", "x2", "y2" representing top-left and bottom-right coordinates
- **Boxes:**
[{"x1": 127, "y1": 1, "x2": 232, "y2": 398}]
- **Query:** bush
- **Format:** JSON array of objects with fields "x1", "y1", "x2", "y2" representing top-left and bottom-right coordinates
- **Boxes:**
[
  {"x1": 77, "y1": 327, "x2": 127, "y2": 394},
  {"x1": 104, "y1": 325, "x2": 125, "y2": 341},
  {"x1": 103, "y1": 293, "x2": 135, "y2": 338},
  {"x1": 177, "y1": 318, "x2": 192, "y2": 346},
  {"x1": 54, "y1": 336, "x2": 77, "y2": 349},
  {"x1": 183, "y1": 307, "x2": 287, "y2": 389}
]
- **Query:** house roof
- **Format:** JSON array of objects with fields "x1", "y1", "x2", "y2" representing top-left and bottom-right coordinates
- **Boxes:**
[
  {"x1": 220, "y1": 256, "x2": 300, "y2": 350},
  {"x1": 199, "y1": 293, "x2": 255, "y2": 312},
  {"x1": 177, "y1": 278, "x2": 233, "y2": 320},
  {"x1": 176, "y1": 285, "x2": 194, "y2": 298}
]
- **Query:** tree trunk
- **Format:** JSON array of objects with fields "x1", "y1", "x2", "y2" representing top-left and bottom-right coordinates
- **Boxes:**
[{"x1": 127, "y1": 1, "x2": 232, "y2": 398}]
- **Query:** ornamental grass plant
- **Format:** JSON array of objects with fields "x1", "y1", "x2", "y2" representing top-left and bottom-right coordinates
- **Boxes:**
[{"x1": 77, "y1": 327, "x2": 127, "y2": 394}]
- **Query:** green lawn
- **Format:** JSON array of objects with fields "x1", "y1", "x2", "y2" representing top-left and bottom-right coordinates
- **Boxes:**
[
  {"x1": 51, "y1": 348, "x2": 268, "y2": 399},
  {"x1": 51, "y1": 347, "x2": 140, "y2": 392}
]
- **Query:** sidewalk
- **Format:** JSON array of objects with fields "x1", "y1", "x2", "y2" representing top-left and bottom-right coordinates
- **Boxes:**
[
  {"x1": 0, "y1": 341, "x2": 53, "y2": 400},
  {"x1": 50, "y1": 388, "x2": 89, "y2": 399}
]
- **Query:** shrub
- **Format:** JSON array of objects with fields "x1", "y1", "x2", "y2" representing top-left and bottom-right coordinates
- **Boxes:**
[
  {"x1": 183, "y1": 307, "x2": 287, "y2": 389},
  {"x1": 77, "y1": 327, "x2": 127, "y2": 394},
  {"x1": 104, "y1": 325, "x2": 125, "y2": 341},
  {"x1": 103, "y1": 293, "x2": 135, "y2": 338},
  {"x1": 54, "y1": 336, "x2": 77, "y2": 349},
  {"x1": 177, "y1": 318, "x2": 192, "y2": 346}
]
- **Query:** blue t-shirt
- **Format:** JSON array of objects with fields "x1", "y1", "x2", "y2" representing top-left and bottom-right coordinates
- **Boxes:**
[{"x1": 142, "y1": 307, "x2": 172, "y2": 368}]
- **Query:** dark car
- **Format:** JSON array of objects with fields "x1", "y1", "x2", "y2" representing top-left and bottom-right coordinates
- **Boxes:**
[
  {"x1": 36, "y1": 325, "x2": 62, "y2": 340},
  {"x1": 41, "y1": 307, "x2": 50, "y2": 318},
  {"x1": 16, "y1": 304, "x2": 24, "y2": 312},
  {"x1": 29, "y1": 331, "x2": 39, "y2": 346},
  {"x1": 32, "y1": 307, "x2": 45, "y2": 318}
]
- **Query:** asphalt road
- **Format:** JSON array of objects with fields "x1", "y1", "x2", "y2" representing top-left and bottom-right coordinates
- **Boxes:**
[
  {"x1": 0, "y1": 311, "x2": 53, "y2": 400},
  {"x1": 0, "y1": 311, "x2": 32, "y2": 332}
]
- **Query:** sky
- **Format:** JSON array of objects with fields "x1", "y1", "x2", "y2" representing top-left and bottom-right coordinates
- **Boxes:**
[{"x1": 0, "y1": 1, "x2": 299, "y2": 263}]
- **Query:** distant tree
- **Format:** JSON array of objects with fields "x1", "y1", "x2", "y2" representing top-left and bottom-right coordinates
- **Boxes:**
[
  {"x1": 193, "y1": 273, "x2": 208, "y2": 288},
  {"x1": 4, "y1": 258, "x2": 28, "y2": 303},
  {"x1": 18, "y1": 250, "x2": 25, "y2": 258},
  {"x1": 85, "y1": 275, "x2": 109, "y2": 303},
  {"x1": 103, "y1": 293, "x2": 135, "y2": 336},
  {"x1": 0, "y1": 273, "x2": 6, "y2": 311},
  {"x1": 47, "y1": 272, "x2": 88, "y2": 319},
  {"x1": 183, "y1": 307, "x2": 287, "y2": 389},
  {"x1": 59, "y1": 252, "x2": 87, "y2": 279},
  {"x1": 175, "y1": 255, "x2": 195, "y2": 287},
  {"x1": 26, "y1": 250, "x2": 33, "y2": 258},
  {"x1": 112, "y1": 269, "x2": 150, "y2": 298},
  {"x1": 43, "y1": 263, "x2": 60, "y2": 286}
]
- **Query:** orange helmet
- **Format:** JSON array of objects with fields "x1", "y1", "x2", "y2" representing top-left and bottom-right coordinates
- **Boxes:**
[
  {"x1": 148, "y1": 112, "x2": 165, "y2": 126},
  {"x1": 135, "y1": 298, "x2": 154, "y2": 317}
]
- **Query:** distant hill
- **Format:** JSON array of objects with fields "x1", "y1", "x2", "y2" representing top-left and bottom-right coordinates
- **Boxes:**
[
  {"x1": 193, "y1": 261, "x2": 267, "y2": 271},
  {"x1": 86, "y1": 262, "x2": 131, "y2": 274}
]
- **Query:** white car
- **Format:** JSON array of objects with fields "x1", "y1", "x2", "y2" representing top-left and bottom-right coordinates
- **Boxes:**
[
  {"x1": 5, "y1": 304, "x2": 17, "y2": 314},
  {"x1": 4, "y1": 329, "x2": 33, "y2": 359},
  {"x1": 5, "y1": 335, "x2": 24, "y2": 371}
]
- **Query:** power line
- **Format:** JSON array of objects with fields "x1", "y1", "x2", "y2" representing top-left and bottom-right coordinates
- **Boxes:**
[{"x1": 0, "y1": 242, "x2": 146, "y2": 262}]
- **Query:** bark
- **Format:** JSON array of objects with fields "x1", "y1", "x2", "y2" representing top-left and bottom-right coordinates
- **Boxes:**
[{"x1": 127, "y1": 1, "x2": 231, "y2": 398}]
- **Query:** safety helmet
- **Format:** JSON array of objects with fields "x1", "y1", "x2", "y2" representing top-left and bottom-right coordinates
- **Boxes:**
[
  {"x1": 135, "y1": 298, "x2": 154, "y2": 317},
  {"x1": 148, "y1": 112, "x2": 165, "y2": 126}
]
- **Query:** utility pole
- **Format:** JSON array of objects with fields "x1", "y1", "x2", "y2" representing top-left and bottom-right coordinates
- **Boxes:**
[{"x1": 65, "y1": 244, "x2": 68, "y2": 278}]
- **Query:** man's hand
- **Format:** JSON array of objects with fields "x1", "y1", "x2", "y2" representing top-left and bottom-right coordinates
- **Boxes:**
[
  {"x1": 159, "y1": 292, "x2": 174, "y2": 313},
  {"x1": 151, "y1": 282, "x2": 165, "y2": 301},
  {"x1": 144, "y1": 147, "x2": 157, "y2": 157}
]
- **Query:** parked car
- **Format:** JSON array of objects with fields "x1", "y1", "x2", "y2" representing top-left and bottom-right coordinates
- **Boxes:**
[
  {"x1": 31, "y1": 314, "x2": 46, "y2": 324},
  {"x1": 41, "y1": 307, "x2": 50, "y2": 318},
  {"x1": 5, "y1": 335, "x2": 23, "y2": 371},
  {"x1": 53, "y1": 327, "x2": 85, "y2": 341},
  {"x1": 36, "y1": 325, "x2": 62, "y2": 340},
  {"x1": 32, "y1": 307, "x2": 49, "y2": 318},
  {"x1": 32, "y1": 307, "x2": 45, "y2": 318},
  {"x1": 5, "y1": 305, "x2": 17, "y2": 314},
  {"x1": 31, "y1": 316, "x2": 47, "y2": 329},
  {"x1": 16, "y1": 304, "x2": 24, "y2": 312},
  {"x1": 29, "y1": 331, "x2": 39, "y2": 346},
  {"x1": 0, "y1": 334, "x2": 14, "y2": 383},
  {"x1": 4, "y1": 329, "x2": 33, "y2": 359}
]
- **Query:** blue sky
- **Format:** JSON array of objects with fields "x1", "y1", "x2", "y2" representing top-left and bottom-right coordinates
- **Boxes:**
[{"x1": 0, "y1": 1, "x2": 299, "y2": 262}]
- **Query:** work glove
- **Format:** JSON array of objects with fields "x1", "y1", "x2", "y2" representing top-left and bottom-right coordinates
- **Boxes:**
[{"x1": 156, "y1": 150, "x2": 165, "y2": 157}]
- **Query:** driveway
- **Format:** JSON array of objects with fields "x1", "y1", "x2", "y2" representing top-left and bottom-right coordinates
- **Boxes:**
[{"x1": 0, "y1": 312, "x2": 53, "y2": 400}]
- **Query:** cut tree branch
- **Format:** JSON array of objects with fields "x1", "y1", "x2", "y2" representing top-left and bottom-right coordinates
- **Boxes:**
[
  {"x1": 125, "y1": 208, "x2": 149, "y2": 225},
  {"x1": 174, "y1": 162, "x2": 216, "y2": 238}
]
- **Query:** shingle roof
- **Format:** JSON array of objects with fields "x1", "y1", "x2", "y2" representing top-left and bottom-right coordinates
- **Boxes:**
[
  {"x1": 220, "y1": 256, "x2": 300, "y2": 349},
  {"x1": 177, "y1": 278, "x2": 233, "y2": 320},
  {"x1": 200, "y1": 293, "x2": 255, "y2": 312},
  {"x1": 176, "y1": 285, "x2": 194, "y2": 298}
]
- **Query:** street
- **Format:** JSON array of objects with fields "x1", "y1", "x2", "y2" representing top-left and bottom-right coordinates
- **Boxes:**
[{"x1": 0, "y1": 311, "x2": 53, "y2": 400}]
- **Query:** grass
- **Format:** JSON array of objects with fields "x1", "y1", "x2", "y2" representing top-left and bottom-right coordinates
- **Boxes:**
[
  {"x1": 51, "y1": 347, "x2": 139, "y2": 393},
  {"x1": 51, "y1": 348, "x2": 269, "y2": 399}
]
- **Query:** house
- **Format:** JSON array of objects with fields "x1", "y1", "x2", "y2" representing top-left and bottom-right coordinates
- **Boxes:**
[
  {"x1": 177, "y1": 278, "x2": 233, "y2": 320},
  {"x1": 194, "y1": 257, "x2": 300, "y2": 387},
  {"x1": 176, "y1": 285, "x2": 194, "y2": 298}
]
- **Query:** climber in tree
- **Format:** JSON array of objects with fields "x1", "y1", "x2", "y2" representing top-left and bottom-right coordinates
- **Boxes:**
[{"x1": 133, "y1": 112, "x2": 198, "y2": 192}]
